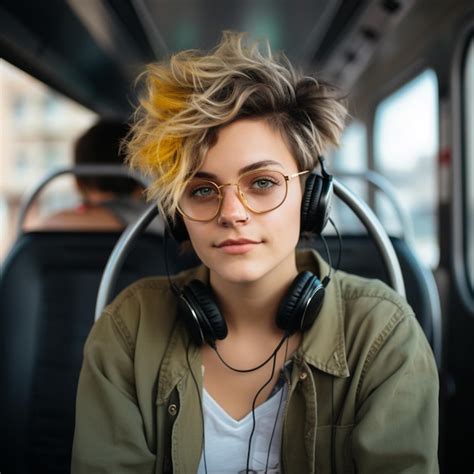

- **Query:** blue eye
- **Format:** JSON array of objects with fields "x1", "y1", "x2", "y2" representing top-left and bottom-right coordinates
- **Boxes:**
[
  {"x1": 250, "y1": 176, "x2": 279, "y2": 190},
  {"x1": 254, "y1": 179, "x2": 273, "y2": 189},
  {"x1": 191, "y1": 186, "x2": 217, "y2": 198}
]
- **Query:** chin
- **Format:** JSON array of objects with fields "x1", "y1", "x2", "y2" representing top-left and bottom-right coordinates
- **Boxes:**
[
  {"x1": 212, "y1": 262, "x2": 267, "y2": 285},
  {"x1": 220, "y1": 271, "x2": 265, "y2": 285}
]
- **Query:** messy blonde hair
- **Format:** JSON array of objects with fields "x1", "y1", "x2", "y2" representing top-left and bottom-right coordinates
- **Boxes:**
[{"x1": 126, "y1": 31, "x2": 347, "y2": 221}]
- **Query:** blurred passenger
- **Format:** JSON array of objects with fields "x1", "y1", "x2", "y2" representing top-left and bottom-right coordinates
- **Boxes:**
[{"x1": 32, "y1": 120, "x2": 162, "y2": 232}]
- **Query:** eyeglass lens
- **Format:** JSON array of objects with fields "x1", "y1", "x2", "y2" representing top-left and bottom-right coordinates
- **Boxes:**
[{"x1": 178, "y1": 169, "x2": 288, "y2": 221}]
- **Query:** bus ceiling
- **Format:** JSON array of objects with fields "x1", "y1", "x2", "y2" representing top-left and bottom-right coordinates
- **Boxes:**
[{"x1": 0, "y1": 0, "x2": 417, "y2": 118}]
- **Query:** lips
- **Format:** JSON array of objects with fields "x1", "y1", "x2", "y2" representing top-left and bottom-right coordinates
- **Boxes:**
[
  {"x1": 215, "y1": 238, "x2": 261, "y2": 248},
  {"x1": 214, "y1": 238, "x2": 262, "y2": 255}
]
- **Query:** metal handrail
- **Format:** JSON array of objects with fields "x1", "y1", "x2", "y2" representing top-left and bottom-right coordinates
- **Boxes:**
[
  {"x1": 335, "y1": 170, "x2": 416, "y2": 244},
  {"x1": 332, "y1": 179, "x2": 405, "y2": 296},
  {"x1": 95, "y1": 203, "x2": 158, "y2": 320}
]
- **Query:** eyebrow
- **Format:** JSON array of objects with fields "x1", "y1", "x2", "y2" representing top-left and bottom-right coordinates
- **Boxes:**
[{"x1": 194, "y1": 160, "x2": 285, "y2": 180}]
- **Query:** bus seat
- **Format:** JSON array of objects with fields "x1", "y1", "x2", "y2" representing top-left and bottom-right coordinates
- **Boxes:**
[
  {"x1": 0, "y1": 231, "x2": 198, "y2": 474},
  {"x1": 0, "y1": 231, "x2": 440, "y2": 473}
]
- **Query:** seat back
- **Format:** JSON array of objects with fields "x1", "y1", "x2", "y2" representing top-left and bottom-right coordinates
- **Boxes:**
[
  {"x1": 0, "y1": 231, "x2": 441, "y2": 473},
  {"x1": 0, "y1": 231, "x2": 198, "y2": 474}
]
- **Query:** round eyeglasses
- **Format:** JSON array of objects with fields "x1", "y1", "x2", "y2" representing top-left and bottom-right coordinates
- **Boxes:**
[{"x1": 177, "y1": 168, "x2": 309, "y2": 222}]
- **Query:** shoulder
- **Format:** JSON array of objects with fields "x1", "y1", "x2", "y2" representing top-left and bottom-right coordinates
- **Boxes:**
[
  {"x1": 105, "y1": 275, "x2": 173, "y2": 317},
  {"x1": 89, "y1": 265, "x2": 204, "y2": 357},
  {"x1": 105, "y1": 264, "x2": 205, "y2": 316},
  {"x1": 297, "y1": 250, "x2": 413, "y2": 340},
  {"x1": 27, "y1": 207, "x2": 123, "y2": 231},
  {"x1": 298, "y1": 249, "x2": 426, "y2": 366},
  {"x1": 335, "y1": 270, "x2": 432, "y2": 373},
  {"x1": 337, "y1": 270, "x2": 414, "y2": 327}
]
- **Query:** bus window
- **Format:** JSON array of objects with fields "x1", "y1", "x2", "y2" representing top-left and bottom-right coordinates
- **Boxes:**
[
  {"x1": 463, "y1": 36, "x2": 474, "y2": 292},
  {"x1": 330, "y1": 121, "x2": 367, "y2": 233},
  {"x1": 0, "y1": 60, "x2": 97, "y2": 260},
  {"x1": 374, "y1": 69, "x2": 439, "y2": 268},
  {"x1": 332, "y1": 121, "x2": 367, "y2": 172}
]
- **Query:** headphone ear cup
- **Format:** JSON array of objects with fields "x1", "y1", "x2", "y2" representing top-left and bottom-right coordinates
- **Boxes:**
[
  {"x1": 276, "y1": 271, "x2": 325, "y2": 335},
  {"x1": 300, "y1": 173, "x2": 333, "y2": 235},
  {"x1": 179, "y1": 280, "x2": 227, "y2": 346},
  {"x1": 166, "y1": 214, "x2": 189, "y2": 242}
]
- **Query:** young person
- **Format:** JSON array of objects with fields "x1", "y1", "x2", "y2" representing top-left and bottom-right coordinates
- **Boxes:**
[{"x1": 71, "y1": 32, "x2": 439, "y2": 473}]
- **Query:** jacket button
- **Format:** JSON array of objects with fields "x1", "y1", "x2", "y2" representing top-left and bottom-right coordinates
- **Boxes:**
[
  {"x1": 168, "y1": 404, "x2": 178, "y2": 416},
  {"x1": 299, "y1": 372, "x2": 308, "y2": 381}
]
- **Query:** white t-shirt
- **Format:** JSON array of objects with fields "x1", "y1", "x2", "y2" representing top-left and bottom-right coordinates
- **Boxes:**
[{"x1": 197, "y1": 384, "x2": 288, "y2": 474}]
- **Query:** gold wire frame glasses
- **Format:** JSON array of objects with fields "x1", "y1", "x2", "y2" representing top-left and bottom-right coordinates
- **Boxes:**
[{"x1": 177, "y1": 169, "x2": 309, "y2": 222}]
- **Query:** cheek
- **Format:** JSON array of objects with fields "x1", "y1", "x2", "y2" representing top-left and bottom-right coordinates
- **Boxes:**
[
  {"x1": 265, "y1": 194, "x2": 302, "y2": 242},
  {"x1": 285, "y1": 186, "x2": 303, "y2": 225},
  {"x1": 183, "y1": 222, "x2": 226, "y2": 272}
]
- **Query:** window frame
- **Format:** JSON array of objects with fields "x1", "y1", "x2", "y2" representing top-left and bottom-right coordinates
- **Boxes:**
[{"x1": 451, "y1": 22, "x2": 474, "y2": 312}]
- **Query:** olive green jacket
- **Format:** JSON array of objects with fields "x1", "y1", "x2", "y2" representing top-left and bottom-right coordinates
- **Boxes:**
[{"x1": 71, "y1": 250, "x2": 439, "y2": 473}]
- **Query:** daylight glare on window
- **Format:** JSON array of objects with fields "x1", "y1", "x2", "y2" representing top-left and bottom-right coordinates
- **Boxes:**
[
  {"x1": 330, "y1": 121, "x2": 368, "y2": 233},
  {"x1": 0, "y1": 60, "x2": 97, "y2": 260},
  {"x1": 374, "y1": 69, "x2": 439, "y2": 268},
  {"x1": 464, "y1": 37, "x2": 474, "y2": 292}
]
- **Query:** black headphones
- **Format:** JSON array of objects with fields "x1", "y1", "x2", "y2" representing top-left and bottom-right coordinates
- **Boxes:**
[{"x1": 168, "y1": 156, "x2": 333, "y2": 347}]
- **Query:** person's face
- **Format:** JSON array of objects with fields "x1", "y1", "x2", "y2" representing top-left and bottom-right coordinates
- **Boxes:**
[{"x1": 182, "y1": 118, "x2": 304, "y2": 286}]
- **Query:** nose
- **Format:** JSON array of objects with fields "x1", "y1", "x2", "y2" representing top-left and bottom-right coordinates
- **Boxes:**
[{"x1": 216, "y1": 184, "x2": 249, "y2": 226}]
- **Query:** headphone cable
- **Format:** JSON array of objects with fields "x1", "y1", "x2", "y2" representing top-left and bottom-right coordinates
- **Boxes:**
[
  {"x1": 319, "y1": 233, "x2": 332, "y2": 287},
  {"x1": 245, "y1": 348, "x2": 279, "y2": 474},
  {"x1": 212, "y1": 332, "x2": 288, "y2": 373},
  {"x1": 328, "y1": 216, "x2": 342, "y2": 274},
  {"x1": 186, "y1": 339, "x2": 208, "y2": 474},
  {"x1": 318, "y1": 216, "x2": 342, "y2": 287},
  {"x1": 264, "y1": 337, "x2": 289, "y2": 473}
]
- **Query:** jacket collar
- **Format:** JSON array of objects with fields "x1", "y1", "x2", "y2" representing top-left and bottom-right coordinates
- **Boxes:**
[
  {"x1": 157, "y1": 249, "x2": 349, "y2": 403},
  {"x1": 294, "y1": 249, "x2": 349, "y2": 378}
]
